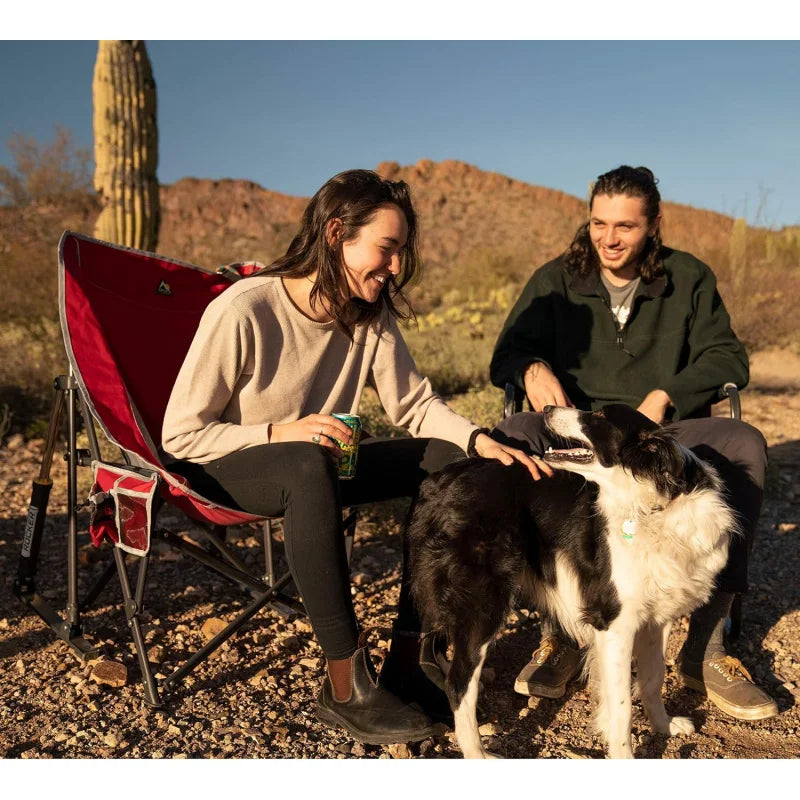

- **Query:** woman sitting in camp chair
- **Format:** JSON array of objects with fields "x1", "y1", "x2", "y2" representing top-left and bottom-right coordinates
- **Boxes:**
[{"x1": 161, "y1": 169, "x2": 549, "y2": 746}]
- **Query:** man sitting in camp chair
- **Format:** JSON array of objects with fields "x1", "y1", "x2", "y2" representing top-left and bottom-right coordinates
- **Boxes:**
[{"x1": 489, "y1": 165, "x2": 776, "y2": 721}]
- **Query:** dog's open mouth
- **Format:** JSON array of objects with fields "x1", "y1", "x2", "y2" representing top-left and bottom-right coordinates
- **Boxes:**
[{"x1": 543, "y1": 444, "x2": 594, "y2": 464}]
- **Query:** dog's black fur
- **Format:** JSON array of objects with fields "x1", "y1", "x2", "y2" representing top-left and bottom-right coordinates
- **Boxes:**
[{"x1": 409, "y1": 404, "x2": 734, "y2": 758}]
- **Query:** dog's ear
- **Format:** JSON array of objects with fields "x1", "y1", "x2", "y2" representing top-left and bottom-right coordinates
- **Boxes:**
[{"x1": 622, "y1": 431, "x2": 685, "y2": 498}]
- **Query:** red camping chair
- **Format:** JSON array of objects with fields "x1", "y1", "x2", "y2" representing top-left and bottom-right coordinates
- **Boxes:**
[{"x1": 14, "y1": 231, "x2": 357, "y2": 707}]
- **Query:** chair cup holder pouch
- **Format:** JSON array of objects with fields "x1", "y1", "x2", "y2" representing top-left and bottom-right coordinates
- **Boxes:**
[{"x1": 90, "y1": 462, "x2": 158, "y2": 557}]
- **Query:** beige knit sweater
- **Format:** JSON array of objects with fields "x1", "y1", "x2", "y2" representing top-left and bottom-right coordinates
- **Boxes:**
[{"x1": 161, "y1": 274, "x2": 479, "y2": 463}]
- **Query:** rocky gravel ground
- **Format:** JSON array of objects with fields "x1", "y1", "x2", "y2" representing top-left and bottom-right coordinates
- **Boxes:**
[{"x1": 1, "y1": 370, "x2": 798, "y2": 761}]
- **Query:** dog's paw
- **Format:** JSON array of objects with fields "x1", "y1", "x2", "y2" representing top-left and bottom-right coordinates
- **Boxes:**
[{"x1": 666, "y1": 716, "x2": 695, "y2": 737}]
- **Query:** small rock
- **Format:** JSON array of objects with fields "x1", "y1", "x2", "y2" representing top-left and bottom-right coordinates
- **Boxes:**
[
  {"x1": 0, "y1": 618, "x2": 9, "y2": 630},
  {"x1": 78, "y1": 546, "x2": 103, "y2": 566},
  {"x1": 6, "y1": 433, "x2": 24, "y2": 451},
  {"x1": 351, "y1": 742, "x2": 366, "y2": 757},
  {"x1": 147, "y1": 645, "x2": 165, "y2": 664},
  {"x1": 53, "y1": 732, "x2": 69, "y2": 743},
  {"x1": 168, "y1": 725, "x2": 181, "y2": 736},
  {"x1": 478, "y1": 722, "x2": 501, "y2": 737},
  {"x1": 280, "y1": 635, "x2": 301, "y2": 651},
  {"x1": 299, "y1": 657, "x2": 320, "y2": 670},
  {"x1": 777, "y1": 522, "x2": 797, "y2": 533},
  {"x1": 104, "y1": 733, "x2": 119, "y2": 748},
  {"x1": 388, "y1": 743, "x2": 411, "y2": 759},
  {"x1": 90, "y1": 660, "x2": 128, "y2": 688},
  {"x1": 200, "y1": 617, "x2": 229, "y2": 642},
  {"x1": 248, "y1": 668, "x2": 270, "y2": 687},
  {"x1": 15, "y1": 659, "x2": 25, "y2": 676}
]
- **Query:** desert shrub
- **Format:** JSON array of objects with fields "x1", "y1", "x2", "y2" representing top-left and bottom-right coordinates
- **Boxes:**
[
  {"x1": 715, "y1": 224, "x2": 800, "y2": 354},
  {"x1": 0, "y1": 125, "x2": 92, "y2": 206},
  {"x1": 0, "y1": 318, "x2": 67, "y2": 434},
  {"x1": 409, "y1": 248, "x2": 531, "y2": 313},
  {"x1": 358, "y1": 383, "x2": 504, "y2": 440},
  {"x1": 0, "y1": 127, "x2": 98, "y2": 434},
  {"x1": 402, "y1": 290, "x2": 513, "y2": 396}
]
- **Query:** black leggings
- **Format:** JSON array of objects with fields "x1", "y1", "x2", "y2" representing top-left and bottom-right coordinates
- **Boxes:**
[
  {"x1": 493, "y1": 413, "x2": 768, "y2": 595},
  {"x1": 170, "y1": 437, "x2": 464, "y2": 659}
]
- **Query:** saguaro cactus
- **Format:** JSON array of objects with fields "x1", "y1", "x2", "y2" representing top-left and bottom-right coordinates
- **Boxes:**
[{"x1": 92, "y1": 40, "x2": 159, "y2": 250}]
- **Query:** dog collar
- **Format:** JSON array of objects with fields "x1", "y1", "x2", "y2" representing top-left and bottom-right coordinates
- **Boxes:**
[{"x1": 622, "y1": 518, "x2": 636, "y2": 541}]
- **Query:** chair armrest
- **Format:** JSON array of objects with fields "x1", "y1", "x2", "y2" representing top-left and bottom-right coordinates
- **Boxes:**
[
  {"x1": 720, "y1": 383, "x2": 741, "y2": 420},
  {"x1": 504, "y1": 383, "x2": 525, "y2": 419}
]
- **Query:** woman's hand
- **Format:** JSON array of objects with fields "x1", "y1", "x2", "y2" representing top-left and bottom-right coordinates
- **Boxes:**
[
  {"x1": 473, "y1": 433, "x2": 553, "y2": 481},
  {"x1": 269, "y1": 413, "x2": 354, "y2": 455},
  {"x1": 523, "y1": 362, "x2": 574, "y2": 412}
]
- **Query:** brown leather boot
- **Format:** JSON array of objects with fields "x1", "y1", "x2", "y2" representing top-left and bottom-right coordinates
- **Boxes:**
[{"x1": 315, "y1": 645, "x2": 436, "y2": 745}]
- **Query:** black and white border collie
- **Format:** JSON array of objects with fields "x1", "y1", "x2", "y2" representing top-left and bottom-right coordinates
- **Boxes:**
[{"x1": 410, "y1": 404, "x2": 736, "y2": 759}]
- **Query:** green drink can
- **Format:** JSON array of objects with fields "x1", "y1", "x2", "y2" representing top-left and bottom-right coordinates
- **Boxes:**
[{"x1": 332, "y1": 413, "x2": 361, "y2": 479}]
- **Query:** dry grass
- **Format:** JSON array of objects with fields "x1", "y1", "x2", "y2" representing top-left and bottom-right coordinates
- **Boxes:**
[{"x1": 1, "y1": 186, "x2": 799, "y2": 439}]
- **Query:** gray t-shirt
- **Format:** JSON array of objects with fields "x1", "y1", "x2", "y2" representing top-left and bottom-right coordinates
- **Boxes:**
[{"x1": 600, "y1": 272, "x2": 641, "y2": 327}]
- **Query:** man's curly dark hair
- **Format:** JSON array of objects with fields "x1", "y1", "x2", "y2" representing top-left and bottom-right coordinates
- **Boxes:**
[{"x1": 563, "y1": 165, "x2": 666, "y2": 282}]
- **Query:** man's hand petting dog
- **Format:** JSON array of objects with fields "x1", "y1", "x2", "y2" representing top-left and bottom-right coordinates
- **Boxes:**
[{"x1": 473, "y1": 432, "x2": 553, "y2": 481}]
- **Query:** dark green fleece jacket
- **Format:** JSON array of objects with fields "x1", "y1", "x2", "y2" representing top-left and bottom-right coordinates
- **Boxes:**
[{"x1": 490, "y1": 248, "x2": 748, "y2": 420}]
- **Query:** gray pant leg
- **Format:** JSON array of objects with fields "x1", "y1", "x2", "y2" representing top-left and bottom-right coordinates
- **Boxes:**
[{"x1": 670, "y1": 418, "x2": 767, "y2": 594}]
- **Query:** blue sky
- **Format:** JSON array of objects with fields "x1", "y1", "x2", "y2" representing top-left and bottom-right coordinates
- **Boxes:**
[{"x1": 3, "y1": 13, "x2": 800, "y2": 228}]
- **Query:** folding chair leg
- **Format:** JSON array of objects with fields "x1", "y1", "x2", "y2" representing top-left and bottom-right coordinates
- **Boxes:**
[
  {"x1": 15, "y1": 379, "x2": 64, "y2": 596},
  {"x1": 162, "y1": 569, "x2": 296, "y2": 689},
  {"x1": 79, "y1": 556, "x2": 118, "y2": 612},
  {"x1": 14, "y1": 373, "x2": 99, "y2": 661},
  {"x1": 259, "y1": 519, "x2": 304, "y2": 619},
  {"x1": 112, "y1": 547, "x2": 161, "y2": 707},
  {"x1": 203, "y1": 525, "x2": 251, "y2": 575}
]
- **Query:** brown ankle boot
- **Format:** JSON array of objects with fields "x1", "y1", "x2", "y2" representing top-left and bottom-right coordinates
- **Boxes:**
[{"x1": 315, "y1": 645, "x2": 436, "y2": 745}]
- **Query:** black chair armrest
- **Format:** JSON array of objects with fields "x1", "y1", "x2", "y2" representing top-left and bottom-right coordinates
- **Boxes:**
[
  {"x1": 505, "y1": 381, "x2": 742, "y2": 421},
  {"x1": 504, "y1": 383, "x2": 525, "y2": 419}
]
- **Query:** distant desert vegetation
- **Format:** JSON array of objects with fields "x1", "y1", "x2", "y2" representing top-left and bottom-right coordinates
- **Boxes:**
[{"x1": 2, "y1": 157, "x2": 799, "y2": 436}]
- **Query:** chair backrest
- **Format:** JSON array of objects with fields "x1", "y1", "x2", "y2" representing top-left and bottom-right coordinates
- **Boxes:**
[{"x1": 59, "y1": 231, "x2": 262, "y2": 526}]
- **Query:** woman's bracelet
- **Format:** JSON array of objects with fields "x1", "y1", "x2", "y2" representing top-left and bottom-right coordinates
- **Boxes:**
[{"x1": 467, "y1": 427, "x2": 490, "y2": 458}]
